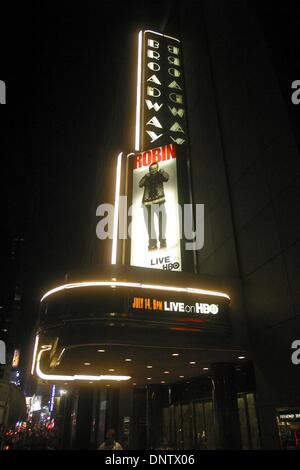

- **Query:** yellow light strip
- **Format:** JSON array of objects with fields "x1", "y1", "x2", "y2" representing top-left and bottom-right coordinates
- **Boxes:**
[
  {"x1": 31, "y1": 335, "x2": 39, "y2": 375},
  {"x1": 35, "y1": 347, "x2": 131, "y2": 382},
  {"x1": 135, "y1": 30, "x2": 143, "y2": 151},
  {"x1": 41, "y1": 281, "x2": 230, "y2": 302},
  {"x1": 144, "y1": 30, "x2": 180, "y2": 43},
  {"x1": 56, "y1": 347, "x2": 66, "y2": 366},
  {"x1": 111, "y1": 152, "x2": 123, "y2": 265}
]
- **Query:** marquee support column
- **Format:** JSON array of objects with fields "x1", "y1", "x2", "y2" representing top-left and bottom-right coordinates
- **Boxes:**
[
  {"x1": 71, "y1": 387, "x2": 98, "y2": 449},
  {"x1": 146, "y1": 384, "x2": 164, "y2": 449},
  {"x1": 211, "y1": 362, "x2": 242, "y2": 449}
]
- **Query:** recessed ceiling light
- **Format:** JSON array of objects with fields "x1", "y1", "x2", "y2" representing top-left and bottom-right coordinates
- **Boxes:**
[
  {"x1": 147, "y1": 377, "x2": 152, "y2": 380},
  {"x1": 109, "y1": 368, "x2": 115, "y2": 372},
  {"x1": 83, "y1": 362, "x2": 91, "y2": 366},
  {"x1": 203, "y1": 367, "x2": 209, "y2": 371},
  {"x1": 238, "y1": 356, "x2": 245, "y2": 360},
  {"x1": 179, "y1": 375, "x2": 184, "y2": 378},
  {"x1": 189, "y1": 361, "x2": 196, "y2": 365},
  {"x1": 97, "y1": 349, "x2": 105, "y2": 353},
  {"x1": 125, "y1": 358, "x2": 132, "y2": 362},
  {"x1": 164, "y1": 371, "x2": 170, "y2": 374},
  {"x1": 172, "y1": 353, "x2": 179, "y2": 357},
  {"x1": 89, "y1": 381, "x2": 93, "y2": 384},
  {"x1": 161, "y1": 381, "x2": 165, "y2": 384},
  {"x1": 146, "y1": 365, "x2": 153, "y2": 369}
]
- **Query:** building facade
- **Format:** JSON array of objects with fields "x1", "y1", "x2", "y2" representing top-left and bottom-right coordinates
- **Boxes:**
[{"x1": 29, "y1": 1, "x2": 300, "y2": 450}]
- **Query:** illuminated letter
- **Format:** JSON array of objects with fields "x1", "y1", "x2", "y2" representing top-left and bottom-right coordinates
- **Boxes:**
[
  {"x1": 147, "y1": 75, "x2": 161, "y2": 85},
  {"x1": 170, "y1": 136, "x2": 186, "y2": 145},
  {"x1": 168, "y1": 45, "x2": 179, "y2": 55},
  {"x1": 147, "y1": 86, "x2": 161, "y2": 98},
  {"x1": 148, "y1": 39, "x2": 159, "y2": 49},
  {"x1": 168, "y1": 106, "x2": 185, "y2": 117},
  {"x1": 147, "y1": 116, "x2": 162, "y2": 128},
  {"x1": 143, "y1": 151, "x2": 152, "y2": 166},
  {"x1": 169, "y1": 93, "x2": 183, "y2": 104},
  {"x1": 168, "y1": 68, "x2": 181, "y2": 77},
  {"x1": 168, "y1": 56, "x2": 180, "y2": 66},
  {"x1": 148, "y1": 50, "x2": 160, "y2": 60},
  {"x1": 166, "y1": 144, "x2": 176, "y2": 159},
  {"x1": 133, "y1": 153, "x2": 143, "y2": 169},
  {"x1": 148, "y1": 62, "x2": 160, "y2": 71},
  {"x1": 168, "y1": 80, "x2": 182, "y2": 90},
  {"x1": 145, "y1": 100, "x2": 163, "y2": 112},
  {"x1": 146, "y1": 130, "x2": 163, "y2": 143},
  {"x1": 151, "y1": 147, "x2": 162, "y2": 163},
  {"x1": 170, "y1": 122, "x2": 185, "y2": 133}
]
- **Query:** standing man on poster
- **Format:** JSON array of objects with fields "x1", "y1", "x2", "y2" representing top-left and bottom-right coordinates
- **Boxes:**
[{"x1": 139, "y1": 162, "x2": 169, "y2": 250}]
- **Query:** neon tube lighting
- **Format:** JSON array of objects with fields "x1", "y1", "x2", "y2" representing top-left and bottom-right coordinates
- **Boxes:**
[
  {"x1": 56, "y1": 347, "x2": 66, "y2": 364},
  {"x1": 31, "y1": 335, "x2": 39, "y2": 375},
  {"x1": 41, "y1": 281, "x2": 230, "y2": 302},
  {"x1": 35, "y1": 347, "x2": 131, "y2": 382},
  {"x1": 111, "y1": 152, "x2": 123, "y2": 265},
  {"x1": 144, "y1": 30, "x2": 180, "y2": 43},
  {"x1": 135, "y1": 31, "x2": 143, "y2": 151}
]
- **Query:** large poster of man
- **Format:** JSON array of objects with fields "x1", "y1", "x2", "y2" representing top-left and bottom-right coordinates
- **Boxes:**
[{"x1": 130, "y1": 143, "x2": 182, "y2": 271}]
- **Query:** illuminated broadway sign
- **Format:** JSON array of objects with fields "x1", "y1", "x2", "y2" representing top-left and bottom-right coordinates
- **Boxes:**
[
  {"x1": 135, "y1": 30, "x2": 187, "y2": 151},
  {"x1": 109, "y1": 30, "x2": 196, "y2": 271},
  {"x1": 129, "y1": 29, "x2": 196, "y2": 272}
]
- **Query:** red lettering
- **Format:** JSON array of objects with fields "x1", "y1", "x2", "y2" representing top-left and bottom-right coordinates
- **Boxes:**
[
  {"x1": 133, "y1": 144, "x2": 176, "y2": 170},
  {"x1": 143, "y1": 151, "x2": 152, "y2": 167},
  {"x1": 166, "y1": 143, "x2": 176, "y2": 160},
  {"x1": 133, "y1": 153, "x2": 143, "y2": 169},
  {"x1": 151, "y1": 147, "x2": 162, "y2": 163}
]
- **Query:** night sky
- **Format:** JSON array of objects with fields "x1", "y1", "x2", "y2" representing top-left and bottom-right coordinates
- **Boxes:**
[{"x1": 0, "y1": 1, "x2": 299, "y2": 380}]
